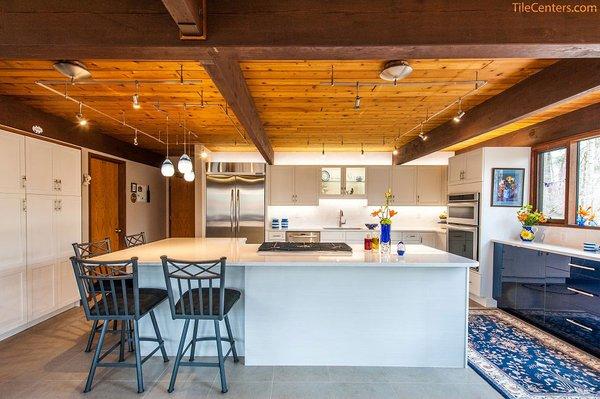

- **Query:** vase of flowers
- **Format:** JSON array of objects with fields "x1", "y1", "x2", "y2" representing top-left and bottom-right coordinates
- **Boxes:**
[
  {"x1": 371, "y1": 189, "x2": 397, "y2": 252},
  {"x1": 577, "y1": 205, "x2": 598, "y2": 227},
  {"x1": 517, "y1": 205, "x2": 547, "y2": 242}
]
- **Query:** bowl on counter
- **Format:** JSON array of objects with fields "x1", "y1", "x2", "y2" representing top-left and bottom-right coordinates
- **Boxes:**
[{"x1": 365, "y1": 223, "x2": 378, "y2": 230}]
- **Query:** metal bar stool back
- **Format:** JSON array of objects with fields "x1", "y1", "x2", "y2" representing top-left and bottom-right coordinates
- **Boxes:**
[
  {"x1": 161, "y1": 256, "x2": 241, "y2": 393},
  {"x1": 71, "y1": 256, "x2": 169, "y2": 393},
  {"x1": 124, "y1": 232, "x2": 146, "y2": 248}
]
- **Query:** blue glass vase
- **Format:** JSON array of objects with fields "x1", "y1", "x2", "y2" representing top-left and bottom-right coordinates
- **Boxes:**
[{"x1": 380, "y1": 223, "x2": 391, "y2": 252}]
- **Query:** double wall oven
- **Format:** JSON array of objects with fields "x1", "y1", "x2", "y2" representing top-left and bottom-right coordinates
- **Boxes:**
[{"x1": 446, "y1": 193, "x2": 480, "y2": 265}]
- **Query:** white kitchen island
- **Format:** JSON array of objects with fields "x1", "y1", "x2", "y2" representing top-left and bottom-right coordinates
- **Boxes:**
[{"x1": 94, "y1": 238, "x2": 477, "y2": 367}]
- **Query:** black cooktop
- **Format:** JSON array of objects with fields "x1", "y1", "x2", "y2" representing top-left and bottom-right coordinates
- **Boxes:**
[{"x1": 258, "y1": 242, "x2": 353, "y2": 252}]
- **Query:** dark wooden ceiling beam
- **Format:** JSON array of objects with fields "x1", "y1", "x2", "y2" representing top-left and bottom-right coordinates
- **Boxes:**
[
  {"x1": 1, "y1": 1, "x2": 600, "y2": 59},
  {"x1": 202, "y1": 51, "x2": 274, "y2": 164},
  {"x1": 394, "y1": 59, "x2": 600, "y2": 164},
  {"x1": 455, "y1": 102, "x2": 600, "y2": 154},
  {"x1": 0, "y1": 95, "x2": 164, "y2": 167},
  {"x1": 161, "y1": 0, "x2": 207, "y2": 40}
]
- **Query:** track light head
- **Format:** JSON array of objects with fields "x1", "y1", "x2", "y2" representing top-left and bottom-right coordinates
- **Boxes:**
[
  {"x1": 419, "y1": 133, "x2": 429, "y2": 141},
  {"x1": 354, "y1": 96, "x2": 361, "y2": 111},
  {"x1": 76, "y1": 113, "x2": 88, "y2": 126},
  {"x1": 132, "y1": 93, "x2": 141, "y2": 109},
  {"x1": 453, "y1": 110, "x2": 466, "y2": 123},
  {"x1": 200, "y1": 150, "x2": 208, "y2": 159},
  {"x1": 392, "y1": 147, "x2": 399, "y2": 156}
]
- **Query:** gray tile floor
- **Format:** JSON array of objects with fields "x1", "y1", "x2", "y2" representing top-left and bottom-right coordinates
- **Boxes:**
[{"x1": 0, "y1": 307, "x2": 501, "y2": 399}]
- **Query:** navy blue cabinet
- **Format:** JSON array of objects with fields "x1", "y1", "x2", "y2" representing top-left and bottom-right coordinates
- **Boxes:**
[{"x1": 493, "y1": 243, "x2": 600, "y2": 357}]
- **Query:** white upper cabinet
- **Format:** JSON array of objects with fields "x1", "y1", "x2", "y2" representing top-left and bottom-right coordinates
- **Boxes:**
[
  {"x1": 53, "y1": 145, "x2": 81, "y2": 196},
  {"x1": 0, "y1": 193, "x2": 27, "y2": 272},
  {"x1": 416, "y1": 166, "x2": 444, "y2": 205},
  {"x1": 448, "y1": 149, "x2": 483, "y2": 185},
  {"x1": 293, "y1": 166, "x2": 319, "y2": 205},
  {"x1": 366, "y1": 166, "x2": 392, "y2": 206},
  {"x1": 392, "y1": 166, "x2": 417, "y2": 205},
  {"x1": 269, "y1": 166, "x2": 319, "y2": 206},
  {"x1": 54, "y1": 195, "x2": 82, "y2": 259},
  {"x1": 25, "y1": 138, "x2": 55, "y2": 195},
  {"x1": 320, "y1": 166, "x2": 366, "y2": 198},
  {"x1": 0, "y1": 130, "x2": 25, "y2": 194}
]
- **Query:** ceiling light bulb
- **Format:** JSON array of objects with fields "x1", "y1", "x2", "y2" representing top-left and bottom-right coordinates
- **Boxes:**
[
  {"x1": 200, "y1": 150, "x2": 208, "y2": 159},
  {"x1": 392, "y1": 148, "x2": 399, "y2": 156},
  {"x1": 178, "y1": 153, "x2": 193, "y2": 174},
  {"x1": 132, "y1": 94, "x2": 141, "y2": 109},
  {"x1": 161, "y1": 158, "x2": 175, "y2": 177},
  {"x1": 183, "y1": 170, "x2": 195, "y2": 182}
]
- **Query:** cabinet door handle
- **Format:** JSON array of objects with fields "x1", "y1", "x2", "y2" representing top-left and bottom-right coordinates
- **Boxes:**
[
  {"x1": 566, "y1": 318, "x2": 593, "y2": 332},
  {"x1": 21, "y1": 175, "x2": 27, "y2": 188},
  {"x1": 569, "y1": 263, "x2": 595, "y2": 271},
  {"x1": 22, "y1": 198, "x2": 27, "y2": 212},
  {"x1": 567, "y1": 287, "x2": 594, "y2": 297}
]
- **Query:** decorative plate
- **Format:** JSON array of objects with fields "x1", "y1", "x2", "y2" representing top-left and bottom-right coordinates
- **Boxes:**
[{"x1": 321, "y1": 170, "x2": 330, "y2": 182}]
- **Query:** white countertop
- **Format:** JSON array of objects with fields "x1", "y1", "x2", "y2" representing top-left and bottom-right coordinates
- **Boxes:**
[
  {"x1": 94, "y1": 238, "x2": 476, "y2": 268},
  {"x1": 268, "y1": 226, "x2": 448, "y2": 233},
  {"x1": 492, "y1": 238, "x2": 600, "y2": 262}
]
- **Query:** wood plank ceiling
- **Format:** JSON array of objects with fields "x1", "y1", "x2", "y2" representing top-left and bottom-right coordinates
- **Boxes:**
[
  {"x1": 2, "y1": 58, "x2": 600, "y2": 155},
  {"x1": 0, "y1": 60, "x2": 252, "y2": 153}
]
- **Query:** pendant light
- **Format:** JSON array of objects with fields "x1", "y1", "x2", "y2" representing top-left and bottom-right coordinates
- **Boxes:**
[
  {"x1": 161, "y1": 116, "x2": 175, "y2": 177},
  {"x1": 183, "y1": 170, "x2": 195, "y2": 182},
  {"x1": 177, "y1": 118, "x2": 193, "y2": 174}
]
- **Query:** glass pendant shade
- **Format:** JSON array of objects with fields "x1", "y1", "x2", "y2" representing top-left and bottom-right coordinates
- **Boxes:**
[
  {"x1": 183, "y1": 170, "x2": 195, "y2": 182},
  {"x1": 178, "y1": 154, "x2": 193, "y2": 174},
  {"x1": 161, "y1": 158, "x2": 175, "y2": 177}
]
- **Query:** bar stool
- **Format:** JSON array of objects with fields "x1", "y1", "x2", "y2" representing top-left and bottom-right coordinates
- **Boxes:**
[
  {"x1": 124, "y1": 232, "x2": 146, "y2": 248},
  {"x1": 161, "y1": 256, "x2": 241, "y2": 393},
  {"x1": 70, "y1": 256, "x2": 169, "y2": 393},
  {"x1": 72, "y1": 238, "x2": 118, "y2": 352}
]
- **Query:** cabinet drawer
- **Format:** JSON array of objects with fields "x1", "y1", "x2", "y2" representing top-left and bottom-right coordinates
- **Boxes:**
[
  {"x1": 321, "y1": 231, "x2": 345, "y2": 242},
  {"x1": 569, "y1": 257, "x2": 600, "y2": 279},
  {"x1": 402, "y1": 232, "x2": 422, "y2": 244},
  {"x1": 267, "y1": 231, "x2": 286, "y2": 242},
  {"x1": 543, "y1": 312, "x2": 600, "y2": 358}
]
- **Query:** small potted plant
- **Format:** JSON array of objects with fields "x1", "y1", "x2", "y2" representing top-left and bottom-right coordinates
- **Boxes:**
[
  {"x1": 517, "y1": 205, "x2": 547, "y2": 242},
  {"x1": 577, "y1": 205, "x2": 597, "y2": 227},
  {"x1": 371, "y1": 189, "x2": 397, "y2": 252}
]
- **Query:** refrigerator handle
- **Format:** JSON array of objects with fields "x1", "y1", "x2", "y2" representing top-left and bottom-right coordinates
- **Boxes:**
[
  {"x1": 236, "y1": 188, "x2": 241, "y2": 233},
  {"x1": 230, "y1": 189, "x2": 235, "y2": 233}
]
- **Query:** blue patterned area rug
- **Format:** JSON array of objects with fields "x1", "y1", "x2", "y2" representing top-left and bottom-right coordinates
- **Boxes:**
[{"x1": 468, "y1": 309, "x2": 600, "y2": 399}]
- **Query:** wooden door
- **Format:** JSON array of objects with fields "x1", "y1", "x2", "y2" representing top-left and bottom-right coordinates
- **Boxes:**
[
  {"x1": 89, "y1": 155, "x2": 125, "y2": 250},
  {"x1": 416, "y1": 166, "x2": 443, "y2": 205},
  {"x1": 392, "y1": 166, "x2": 417, "y2": 205},
  {"x1": 268, "y1": 166, "x2": 295, "y2": 205},
  {"x1": 169, "y1": 176, "x2": 195, "y2": 237},
  {"x1": 293, "y1": 166, "x2": 319, "y2": 205}
]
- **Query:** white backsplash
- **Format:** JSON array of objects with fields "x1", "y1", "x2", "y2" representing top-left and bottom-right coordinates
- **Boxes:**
[
  {"x1": 537, "y1": 225, "x2": 600, "y2": 248},
  {"x1": 267, "y1": 199, "x2": 446, "y2": 229}
]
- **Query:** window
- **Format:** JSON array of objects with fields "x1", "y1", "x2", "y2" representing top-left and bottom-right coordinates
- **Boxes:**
[
  {"x1": 532, "y1": 131, "x2": 600, "y2": 228},
  {"x1": 537, "y1": 148, "x2": 567, "y2": 220},
  {"x1": 577, "y1": 136, "x2": 600, "y2": 225}
]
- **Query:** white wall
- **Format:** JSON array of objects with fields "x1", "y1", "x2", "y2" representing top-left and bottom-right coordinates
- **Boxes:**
[
  {"x1": 268, "y1": 199, "x2": 446, "y2": 230},
  {"x1": 478, "y1": 147, "x2": 531, "y2": 300},
  {"x1": 81, "y1": 149, "x2": 167, "y2": 243}
]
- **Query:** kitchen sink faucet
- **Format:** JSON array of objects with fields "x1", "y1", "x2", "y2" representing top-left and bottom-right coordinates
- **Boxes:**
[{"x1": 339, "y1": 209, "x2": 346, "y2": 227}]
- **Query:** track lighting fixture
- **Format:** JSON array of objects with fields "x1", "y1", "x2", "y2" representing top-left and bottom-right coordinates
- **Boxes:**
[
  {"x1": 453, "y1": 98, "x2": 465, "y2": 122},
  {"x1": 133, "y1": 129, "x2": 138, "y2": 146},
  {"x1": 418, "y1": 123, "x2": 428, "y2": 141},
  {"x1": 392, "y1": 147, "x2": 399, "y2": 156},
  {"x1": 161, "y1": 116, "x2": 175, "y2": 177},
  {"x1": 132, "y1": 81, "x2": 141, "y2": 109},
  {"x1": 200, "y1": 149, "x2": 208, "y2": 159},
  {"x1": 354, "y1": 81, "x2": 361, "y2": 111},
  {"x1": 321, "y1": 143, "x2": 326, "y2": 157},
  {"x1": 360, "y1": 143, "x2": 365, "y2": 157},
  {"x1": 75, "y1": 102, "x2": 88, "y2": 126}
]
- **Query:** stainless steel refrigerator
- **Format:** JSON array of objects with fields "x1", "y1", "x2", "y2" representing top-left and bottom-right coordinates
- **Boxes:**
[{"x1": 205, "y1": 163, "x2": 265, "y2": 244}]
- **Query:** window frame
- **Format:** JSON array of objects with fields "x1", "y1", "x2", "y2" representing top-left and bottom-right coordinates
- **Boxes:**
[{"x1": 531, "y1": 129, "x2": 600, "y2": 229}]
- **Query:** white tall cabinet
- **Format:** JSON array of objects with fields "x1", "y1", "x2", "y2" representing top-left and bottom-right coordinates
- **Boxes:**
[{"x1": 0, "y1": 130, "x2": 81, "y2": 338}]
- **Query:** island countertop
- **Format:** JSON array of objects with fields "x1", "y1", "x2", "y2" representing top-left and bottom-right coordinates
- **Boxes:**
[{"x1": 93, "y1": 237, "x2": 478, "y2": 268}]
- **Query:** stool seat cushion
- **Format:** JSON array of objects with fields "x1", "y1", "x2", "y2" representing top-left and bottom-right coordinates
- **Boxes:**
[
  {"x1": 89, "y1": 288, "x2": 167, "y2": 319},
  {"x1": 175, "y1": 288, "x2": 241, "y2": 317}
]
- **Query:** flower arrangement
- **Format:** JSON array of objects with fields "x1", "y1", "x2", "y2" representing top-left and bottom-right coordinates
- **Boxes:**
[
  {"x1": 577, "y1": 205, "x2": 598, "y2": 226},
  {"x1": 370, "y1": 189, "x2": 397, "y2": 225},
  {"x1": 517, "y1": 205, "x2": 547, "y2": 226}
]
